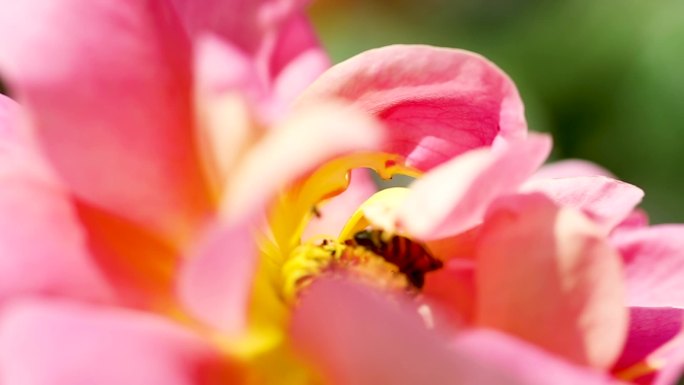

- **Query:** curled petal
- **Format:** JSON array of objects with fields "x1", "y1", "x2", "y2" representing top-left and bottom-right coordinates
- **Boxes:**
[
  {"x1": 612, "y1": 225, "x2": 684, "y2": 307},
  {"x1": 398, "y1": 133, "x2": 551, "y2": 239},
  {"x1": 531, "y1": 159, "x2": 615, "y2": 180},
  {"x1": 0, "y1": 0, "x2": 211, "y2": 240},
  {"x1": 475, "y1": 194, "x2": 627, "y2": 369},
  {"x1": 0, "y1": 299, "x2": 236, "y2": 384},
  {"x1": 222, "y1": 100, "x2": 384, "y2": 219},
  {"x1": 520, "y1": 176, "x2": 644, "y2": 230},
  {"x1": 298, "y1": 44, "x2": 528, "y2": 171}
]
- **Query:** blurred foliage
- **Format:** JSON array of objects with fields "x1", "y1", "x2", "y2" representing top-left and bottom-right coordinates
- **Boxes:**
[{"x1": 310, "y1": 0, "x2": 684, "y2": 223}]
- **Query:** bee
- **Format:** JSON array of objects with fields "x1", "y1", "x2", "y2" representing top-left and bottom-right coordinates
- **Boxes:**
[{"x1": 347, "y1": 228, "x2": 443, "y2": 288}]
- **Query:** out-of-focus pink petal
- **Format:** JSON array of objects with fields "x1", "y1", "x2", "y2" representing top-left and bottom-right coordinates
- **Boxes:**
[
  {"x1": 0, "y1": 299, "x2": 237, "y2": 385},
  {"x1": 0, "y1": 100, "x2": 170, "y2": 308},
  {"x1": 0, "y1": 94, "x2": 20, "y2": 140},
  {"x1": 298, "y1": 45, "x2": 528, "y2": 171},
  {"x1": 222, "y1": 101, "x2": 384, "y2": 218},
  {"x1": 0, "y1": 99, "x2": 112, "y2": 304},
  {"x1": 0, "y1": 93, "x2": 47, "y2": 157},
  {"x1": 195, "y1": 34, "x2": 266, "y2": 107},
  {"x1": 613, "y1": 307, "x2": 683, "y2": 375},
  {"x1": 271, "y1": 16, "x2": 330, "y2": 105},
  {"x1": 398, "y1": 134, "x2": 551, "y2": 240},
  {"x1": 520, "y1": 176, "x2": 644, "y2": 230},
  {"x1": 475, "y1": 193, "x2": 627, "y2": 369},
  {"x1": 454, "y1": 331, "x2": 622, "y2": 385},
  {"x1": 292, "y1": 278, "x2": 461, "y2": 385},
  {"x1": 171, "y1": 0, "x2": 307, "y2": 55},
  {"x1": 422, "y1": 259, "x2": 476, "y2": 326},
  {"x1": 171, "y1": 0, "x2": 325, "y2": 101},
  {"x1": 531, "y1": 159, "x2": 615, "y2": 180},
  {"x1": 617, "y1": 209, "x2": 650, "y2": 230},
  {"x1": 193, "y1": 35, "x2": 263, "y2": 195},
  {"x1": 612, "y1": 225, "x2": 684, "y2": 307},
  {"x1": 178, "y1": 216, "x2": 258, "y2": 334},
  {"x1": 303, "y1": 169, "x2": 376, "y2": 240},
  {"x1": 292, "y1": 278, "x2": 615, "y2": 385},
  {"x1": 192, "y1": 31, "x2": 329, "y2": 196},
  {"x1": 0, "y1": 166, "x2": 114, "y2": 304},
  {"x1": 0, "y1": 0, "x2": 211, "y2": 240}
]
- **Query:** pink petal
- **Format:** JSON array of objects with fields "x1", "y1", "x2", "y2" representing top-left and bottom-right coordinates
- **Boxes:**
[
  {"x1": 195, "y1": 34, "x2": 266, "y2": 108},
  {"x1": 0, "y1": 94, "x2": 21, "y2": 140},
  {"x1": 616, "y1": 209, "x2": 650, "y2": 230},
  {"x1": 612, "y1": 225, "x2": 684, "y2": 307},
  {"x1": 271, "y1": 16, "x2": 330, "y2": 105},
  {"x1": 178, "y1": 217, "x2": 258, "y2": 334},
  {"x1": 303, "y1": 169, "x2": 376, "y2": 240},
  {"x1": 398, "y1": 133, "x2": 551, "y2": 239},
  {"x1": 292, "y1": 278, "x2": 616, "y2": 385},
  {"x1": 222, "y1": 100, "x2": 384, "y2": 218},
  {"x1": 192, "y1": 31, "x2": 328, "y2": 193},
  {"x1": 520, "y1": 176, "x2": 644, "y2": 230},
  {"x1": 531, "y1": 159, "x2": 615, "y2": 180},
  {"x1": 0, "y1": 99, "x2": 112, "y2": 304},
  {"x1": 0, "y1": 0, "x2": 211, "y2": 239},
  {"x1": 171, "y1": 0, "x2": 308, "y2": 55},
  {"x1": 292, "y1": 278, "x2": 458, "y2": 385},
  {"x1": 613, "y1": 307, "x2": 683, "y2": 374},
  {"x1": 193, "y1": 34, "x2": 264, "y2": 194},
  {"x1": 171, "y1": 0, "x2": 325, "y2": 100},
  {"x1": 0, "y1": 299, "x2": 235, "y2": 385},
  {"x1": 298, "y1": 44, "x2": 528, "y2": 171},
  {"x1": 454, "y1": 331, "x2": 622, "y2": 385},
  {"x1": 475, "y1": 193, "x2": 627, "y2": 369},
  {"x1": 0, "y1": 167, "x2": 113, "y2": 304},
  {"x1": 422, "y1": 259, "x2": 476, "y2": 326},
  {"x1": 0, "y1": 95, "x2": 43, "y2": 153}
]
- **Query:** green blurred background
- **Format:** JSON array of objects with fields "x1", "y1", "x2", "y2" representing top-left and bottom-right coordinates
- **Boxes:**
[{"x1": 310, "y1": 0, "x2": 684, "y2": 223}]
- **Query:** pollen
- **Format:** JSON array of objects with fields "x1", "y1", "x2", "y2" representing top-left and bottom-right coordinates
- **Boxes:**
[{"x1": 280, "y1": 238, "x2": 412, "y2": 304}]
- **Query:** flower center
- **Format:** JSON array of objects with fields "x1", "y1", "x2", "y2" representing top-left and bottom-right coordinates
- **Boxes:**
[
  {"x1": 245, "y1": 153, "x2": 426, "y2": 338},
  {"x1": 349, "y1": 228, "x2": 443, "y2": 288},
  {"x1": 280, "y1": 228, "x2": 442, "y2": 303}
]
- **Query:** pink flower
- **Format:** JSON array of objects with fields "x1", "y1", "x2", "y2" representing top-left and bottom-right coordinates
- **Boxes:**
[{"x1": 0, "y1": 1, "x2": 682, "y2": 385}]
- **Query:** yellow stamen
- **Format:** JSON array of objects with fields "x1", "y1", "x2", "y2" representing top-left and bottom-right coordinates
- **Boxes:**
[
  {"x1": 269, "y1": 152, "x2": 420, "y2": 262},
  {"x1": 280, "y1": 239, "x2": 412, "y2": 303},
  {"x1": 232, "y1": 152, "x2": 422, "y2": 375}
]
